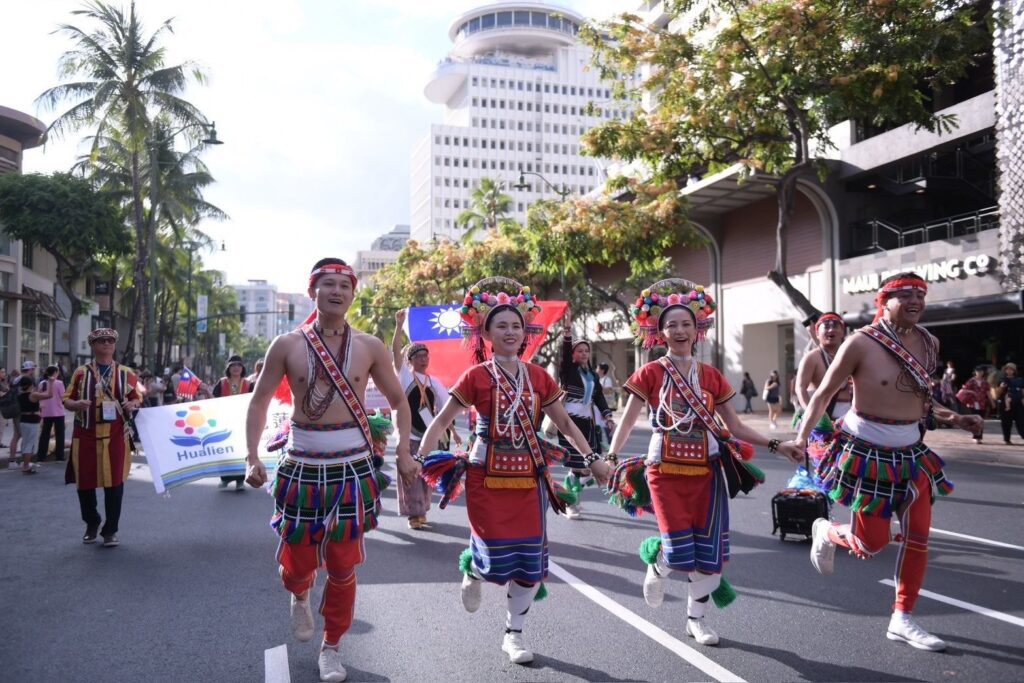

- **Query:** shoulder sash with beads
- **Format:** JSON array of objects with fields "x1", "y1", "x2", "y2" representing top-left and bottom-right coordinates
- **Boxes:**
[
  {"x1": 861, "y1": 323, "x2": 934, "y2": 391},
  {"x1": 490, "y1": 361, "x2": 547, "y2": 473},
  {"x1": 300, "y1": 323, "x2": 374, "y2": 451},
  {"x1": 657, "y1": 357, "x2": 725, "y2": 440}
]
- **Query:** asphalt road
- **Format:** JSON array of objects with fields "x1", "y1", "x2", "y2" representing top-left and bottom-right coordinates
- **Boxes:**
[{"x1": 1, "y1": 424, "x2": 1022, "y2": 683}]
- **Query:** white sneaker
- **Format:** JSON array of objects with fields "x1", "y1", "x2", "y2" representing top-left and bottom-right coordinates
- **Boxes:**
[
  {"x1": 318, "y1": 647, "x2": 348, "y2": 681},
  {"x1": 564, "y1": 504, "x2": 582, "y2": 520},
  {"x1": 461, "y1": 573, "x2": 482, "y2": 613},
  {"x1": 887, "y1": 613, "x2": 947, "y2": 652},
  {"x1": 686, "y1": 618, "x2": 720, "y2": 646},
  {"x1": 643, "y1": 563, "x2": 665, "y2": 608},
  {"x1": 501, "y1": 631, "x2": 534, "y2": 664},
  {"x1": 809, "y1": 518, "x2": 835, "y2": 576},
  {"x1": 290, "y1": 593, "x2": 314, "y2": 642}
]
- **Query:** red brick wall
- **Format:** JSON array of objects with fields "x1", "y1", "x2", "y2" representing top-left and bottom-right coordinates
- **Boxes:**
[{"x1": 721, "y1": 193, "x2": 823, "y2": 283}]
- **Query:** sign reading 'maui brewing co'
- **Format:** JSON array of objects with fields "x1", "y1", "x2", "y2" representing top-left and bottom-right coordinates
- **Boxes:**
[
  {"x1": 842, "y1": 254, "x2": 994, "y2": 295},
  {"x1": 135, "y1": 392, "x2": 288, "y2": 494}
]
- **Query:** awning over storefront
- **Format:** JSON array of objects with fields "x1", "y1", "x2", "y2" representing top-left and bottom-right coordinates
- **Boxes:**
[
  {"x1": 22, "y1": 286, "x2": 66, "y2": 320},
  {"x1": 681, "y1": 165, "x2": 778, "y2": 218}
]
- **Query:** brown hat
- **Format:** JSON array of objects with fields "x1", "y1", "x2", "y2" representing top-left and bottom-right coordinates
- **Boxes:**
[{"x1": 88, "y1": 328, "x2": 118, "y2": 343}]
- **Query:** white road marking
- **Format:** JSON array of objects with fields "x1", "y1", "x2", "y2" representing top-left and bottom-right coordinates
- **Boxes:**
[
  {"x1": 879, "y1": 580, "x2": 1024, "y2": 629},
  {"x1": 548, "y1": 560, "x2": 745, "y2": 683},
  {"x1": 264, "y1": 643, "x2": 290, "y2": 683},
  {"x1": 929, "y1": 528, "x2": 1024, "y2": 551}
]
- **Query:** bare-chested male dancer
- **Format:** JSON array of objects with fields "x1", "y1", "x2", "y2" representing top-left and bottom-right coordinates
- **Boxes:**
[
  {"x1": 784, "y1": 272, "x2": 982, "y2": 652},
  {"x1": 246, "y1": 258, "x2": 417, "y2": 682}
]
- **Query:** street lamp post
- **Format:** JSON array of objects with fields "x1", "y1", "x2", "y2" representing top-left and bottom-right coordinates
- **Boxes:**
[
  {"x1": 184, "y1": 240, "x2": 202, "y2": 364},
  {"x1": 145, "y1": 121, "x2": 223, "y2": 371},
  {"x1": 513, "y1": 170, "x2": 573, "y2": 290}
]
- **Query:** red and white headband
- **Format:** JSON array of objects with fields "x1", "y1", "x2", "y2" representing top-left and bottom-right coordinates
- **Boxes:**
[{"x1": 309, "y1": 264, "x2": 357, "y2": 290}]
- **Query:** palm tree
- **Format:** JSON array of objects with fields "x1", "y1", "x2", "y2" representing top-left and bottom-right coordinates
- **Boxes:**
[
  {"x1": 456, "y1": 178, "x2": 518, "y2": 241},
  {"x1": 36, "y1": 0, "x2": 210, "y2": 366}
]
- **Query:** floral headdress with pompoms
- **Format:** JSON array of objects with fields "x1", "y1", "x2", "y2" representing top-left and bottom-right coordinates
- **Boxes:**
[
  {"x1": 460, "y1": 277, "x2": 543, "y2": 361},
  {"x1": 632, "y1": 277, "x2": 716, "y2": 349}
]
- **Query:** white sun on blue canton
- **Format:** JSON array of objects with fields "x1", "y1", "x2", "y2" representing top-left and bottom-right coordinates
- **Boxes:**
[{"x1": 430, "y1": 306, "x2": 463, "y2": 336}]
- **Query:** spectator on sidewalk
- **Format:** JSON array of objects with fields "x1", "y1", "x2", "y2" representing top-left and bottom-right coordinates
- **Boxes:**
[
  {"x1": 763, "y1": 370, "x2": 781, "y2": 429},
  {"x1": 739, "y1": 371, "x2": 756, "y2": 414},
  {"x1": 16, "y1": 374, "x2": 49, "y2": 474},
  {"x1": 10, "y1": 361, "x2": 37, "y2": 464},
  {"x1": 246, "y1": 357, "x2": 265, "y2": 385},
  {"x1": 37, "y1": 365, "x2": 67, "y2": 462},
  {"x1": 997, "y1": 363, "x2": 1024, "y2": 445},
  {"x1": 212, "y1": 355, "x2": 253, "y2": 490}
]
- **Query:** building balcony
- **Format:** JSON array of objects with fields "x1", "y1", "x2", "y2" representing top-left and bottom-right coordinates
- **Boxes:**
[{"x1": 849, "y1": 205, "x2": 998, "y2": 256}]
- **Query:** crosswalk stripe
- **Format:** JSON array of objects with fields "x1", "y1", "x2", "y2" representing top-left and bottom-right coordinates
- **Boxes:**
[
  {"x1": 264, "y1": 643, "x2": 290, "y2": 683},
  {"x1": 879, "y1": 580, "x2": 1024, "y2": 628}
]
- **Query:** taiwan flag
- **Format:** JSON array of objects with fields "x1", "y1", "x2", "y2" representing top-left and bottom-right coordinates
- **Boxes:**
[
  {"x1": 406, "y1": 301, "x2": 568, "y2": 387},
  {"x1": 176, "y1": 367, "x2": 202, "y2": 401}
]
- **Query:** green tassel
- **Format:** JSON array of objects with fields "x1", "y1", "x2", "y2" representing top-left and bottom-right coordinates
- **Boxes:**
[
  {"x1": 814, "y1": 412, "x2": 834, "y2": 432},
  {"x1": 639, "y1": 536, "x2": 663, "y2": 565},
  {"x1": 711, "y1": 576, "x2": 737, "y2": 609},
  {"x1": 563, "y1": 473, "x2": 583, "y2": 494},
  {"x1": 534, "y1": 582, "x2": 547, "y2": 601},
  {"x1": 741, "y1": 460, "x2": 766, "y2": 483},
  {"x1": 368, "y1": 410, "x2": 393, "y2": 441},
  {"x1": 790, "y1": 409, "x2": 804, "y2": 429},
  {"x1": 556, "y1": 488, "x2": 579, "y2": 506},
  {"x1": 458, "y1": 547, "x2": 474, "y2": 576}
]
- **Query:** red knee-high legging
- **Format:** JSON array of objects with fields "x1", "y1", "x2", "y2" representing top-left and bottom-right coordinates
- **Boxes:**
[
  {"x1": 827, "y1": 470, "x2": 932, "y2": 613},
  {"x1": 278, "y1": 539, "x2": 364, "y2": 645}
]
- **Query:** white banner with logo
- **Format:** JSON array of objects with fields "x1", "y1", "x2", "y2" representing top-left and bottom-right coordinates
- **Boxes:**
[{"x1": 135, "y1": 393, "x2": 289, "y2": 494}]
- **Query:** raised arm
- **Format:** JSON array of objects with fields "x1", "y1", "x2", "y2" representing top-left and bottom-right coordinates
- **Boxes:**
[
  {"x1": 244, "y1": 334, "x2": 288, "y2": 487},
  {"x1": 391, "y1": 308, "x2": 407, "y2": 373}
]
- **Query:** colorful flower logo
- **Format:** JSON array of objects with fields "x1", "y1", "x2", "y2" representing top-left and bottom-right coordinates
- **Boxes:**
[{"x1": 170, "y1": 405, "x2": 232, "y2": 447}]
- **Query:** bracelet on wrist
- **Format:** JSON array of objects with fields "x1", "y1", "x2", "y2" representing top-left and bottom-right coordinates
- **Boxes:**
[
  {"x1": 583, "y1": 453, "x2": 600, "y2": 466},
  {"x1": 767, "y1": 439, "x2": 781, "y2": 453},
  {"x1": 604, "y1": 452, "x2": 618, "y2": 465}
]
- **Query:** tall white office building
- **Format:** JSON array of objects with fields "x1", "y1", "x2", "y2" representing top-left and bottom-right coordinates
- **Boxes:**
[
  {"x1": 232, "y1": 279, "x2": 279, "y2": 340},
  {"x1": 411, "y1": 2, "x2": 625, "y2": 243}
]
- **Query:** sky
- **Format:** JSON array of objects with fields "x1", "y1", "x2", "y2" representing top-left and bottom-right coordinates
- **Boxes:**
[{"x1": 3, "y1": 0, "x2": 627, "y2": 293}]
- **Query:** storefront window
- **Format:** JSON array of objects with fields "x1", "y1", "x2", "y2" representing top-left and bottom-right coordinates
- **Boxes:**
[
  {"x1": 21, "y1": 310, "x2": 36, "y2": 351},
  {"x1": 39, "y1": 316, "x2": 51, "y2": 354}
]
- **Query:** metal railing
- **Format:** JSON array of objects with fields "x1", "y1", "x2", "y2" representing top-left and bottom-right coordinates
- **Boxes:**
[{"x1": 850, "y1": 205, "x2": 999, "y2": 254}]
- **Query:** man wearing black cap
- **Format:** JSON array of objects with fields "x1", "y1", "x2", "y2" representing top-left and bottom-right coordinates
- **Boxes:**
[{"x1": 212, "y1": 355, "x2": 253, "y2": 490}]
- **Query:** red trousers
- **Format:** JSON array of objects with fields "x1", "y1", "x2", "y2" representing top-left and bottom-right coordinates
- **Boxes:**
[
  {"x1": 827, "y1": 470, "x2": 932, "y2": 613},
  {"x1": 278, "y1": 538, "x2": 364, "y2": 645}
]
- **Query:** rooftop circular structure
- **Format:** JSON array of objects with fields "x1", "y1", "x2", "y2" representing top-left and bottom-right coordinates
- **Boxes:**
[
  {"x1": 0, "y1": 105, "x2": 45, "y2": 149},
  {"x1": 448, "y1": 2, "x2": 585, "y2": 58}
]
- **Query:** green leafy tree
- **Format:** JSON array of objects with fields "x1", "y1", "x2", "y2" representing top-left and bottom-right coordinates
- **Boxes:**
[
  {"x1": 581, "y1": 0, "x2": 990, "y2": 317},
  {"x1": 456, "y1": 178, "x2": 519, "y2": 240},
  {"x1": 524, "y1": 177, "x2": 702, "y2": 327},
  {"x1": 0, "y1": 172, "x2": 131, "y2": 353},
  {"x1": 37, "y1": 0, "x2": 211, "y2": 363}
]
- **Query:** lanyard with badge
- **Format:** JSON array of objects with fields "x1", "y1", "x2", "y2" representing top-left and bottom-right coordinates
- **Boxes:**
[
  {"x1": 89, "y1": 363, "x2": 119, "y2": 422},
  {"x1": 412, "y1": 372, "x2": 437, "y2": 427}
]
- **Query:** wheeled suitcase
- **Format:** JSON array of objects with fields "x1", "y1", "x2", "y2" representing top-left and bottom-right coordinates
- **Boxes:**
[{"x1": 771, "y1": 488, "x2": 829, "y2": 541}]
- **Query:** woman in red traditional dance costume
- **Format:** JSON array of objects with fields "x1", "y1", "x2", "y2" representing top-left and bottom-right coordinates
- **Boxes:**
[
  {"x1": 606, "y1": 279, "x2": 802, "y2": 646},
  {"x1": 417, "y1": 277, "x2": 610, "y2": 665}
]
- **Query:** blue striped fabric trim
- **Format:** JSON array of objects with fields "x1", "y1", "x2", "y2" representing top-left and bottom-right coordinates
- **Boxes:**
[
  {"x1": 660, "y1": 468, "x2": 730, "y2": 573},
  {"x1": 470, "y1": 534, "x2": 548, "y2": 584}
]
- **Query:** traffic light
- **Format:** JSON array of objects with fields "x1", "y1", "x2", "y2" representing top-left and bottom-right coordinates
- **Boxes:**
[
  {"x1": 288, "y1": 303, "x2": 295, "y2": 320},
  {"x1": 239, "y1": 305, "x2": 246, "y2": 322}
]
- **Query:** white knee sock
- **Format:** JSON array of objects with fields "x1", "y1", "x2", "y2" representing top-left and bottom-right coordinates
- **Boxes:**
[
  {"x1": 505, "y1": 581, "x2": 540, "y2": 631},
  {"x1": 687, "y1": 572, "x2": 721, "y2": 619}
]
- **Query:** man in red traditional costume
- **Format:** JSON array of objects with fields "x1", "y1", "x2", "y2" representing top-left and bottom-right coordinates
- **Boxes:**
[
  {"x1": 787, "y1": 272, "x2": 983, "y2": 652},
  {"x1": 417, "y1": 278, "x2": 610, "y2": 665},
  {"x1": 62, "y1": 328, "x2": 142, "y2": 548},
  {"x1": 245, "y1": 258, "x2": 416, "y2": 682},
  {"x1": 606, "y1": 279, "x2": 802, "y2": 647}
]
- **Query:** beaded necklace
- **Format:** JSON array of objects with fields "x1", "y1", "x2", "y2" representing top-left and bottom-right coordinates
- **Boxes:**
[
  {"x1": 487, "y1": 358, "x2": 534, "y2": 449},
  {"x1": 654, "y1": 354, "x2": 702, "y2": 434}
]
